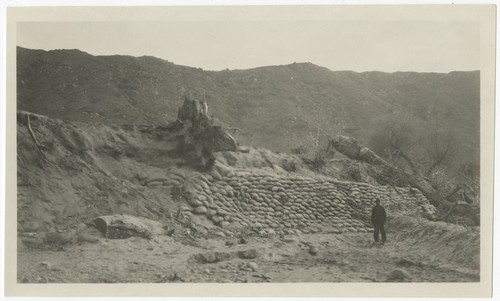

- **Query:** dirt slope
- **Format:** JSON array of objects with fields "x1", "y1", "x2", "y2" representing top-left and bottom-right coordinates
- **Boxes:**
[
  {"x1": 16, "y1": 110, "x2": 311, "y2": 234},
  {"x1": 16, "y1": 111, "x2": 479, "y2": 284}
]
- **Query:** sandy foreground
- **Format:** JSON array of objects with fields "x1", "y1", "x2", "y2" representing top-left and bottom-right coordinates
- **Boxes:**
[{"x1": 17, "y1": 230, "x2": 479, "y2": 283}]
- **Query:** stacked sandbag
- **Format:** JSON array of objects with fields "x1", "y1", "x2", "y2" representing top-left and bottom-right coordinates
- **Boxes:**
[
  {"x1": 181, "y1": 169, "x2": 435, "y2": 235},
  {"x1": 136, "y1": 167, "x2": 187, "y2": 188}
]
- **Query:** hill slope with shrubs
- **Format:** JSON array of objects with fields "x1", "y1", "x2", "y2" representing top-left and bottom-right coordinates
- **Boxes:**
[{"x1": 17, "y1": 47, "x2": 479, "y2": 169}]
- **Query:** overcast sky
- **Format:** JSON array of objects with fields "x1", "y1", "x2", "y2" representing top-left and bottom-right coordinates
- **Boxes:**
[{"x1": 17, "y1": 20, "x2": 479, "y2": 73}]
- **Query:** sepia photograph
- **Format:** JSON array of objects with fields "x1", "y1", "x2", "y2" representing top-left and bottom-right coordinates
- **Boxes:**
[{"x1": 3, "y1": 3, "x2": 496, "y2": 298}]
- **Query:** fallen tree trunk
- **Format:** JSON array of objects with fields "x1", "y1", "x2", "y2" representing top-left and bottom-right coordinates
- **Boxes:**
[{"x1": 26, "y1": 114, "x2": 49, "y2": 163}]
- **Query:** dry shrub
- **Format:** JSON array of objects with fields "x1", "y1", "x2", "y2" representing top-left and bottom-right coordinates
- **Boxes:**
[
  {"x1": 171, "y1": 184, "x2": 190, "y2": 202},
  {"x1": 341, "y1": 161, "x2": 362, "y2": 182},
  {"x1": 281, "y1": 159, "x2": 297, "y2": 172},
  {"x1": 44, "y1": 232, "x2": 73, "y2": 250}
]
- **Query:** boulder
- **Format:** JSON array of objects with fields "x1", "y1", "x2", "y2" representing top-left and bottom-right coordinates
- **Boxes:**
[
  {"x1": 196, "y1": 251, "x2": 231, "y2": 263},
  {"x1": 308, "y1": 245, "x2": 319, "y2": 256},
  {"x1": 396, "y1": 258, "x2": 418, "y2": 267},
  {"x1": 21, "y1": 237, "x2": 45, "y2": 249},
  {"x1": 247, "y1": 262, "x2": 259, "y2": 271},
  {"x1": 238, "y1": 249, "x2": 258, "y2": 259},
  {"x1": 93, "y1": 215, "x2": 163, "y2": 239}
]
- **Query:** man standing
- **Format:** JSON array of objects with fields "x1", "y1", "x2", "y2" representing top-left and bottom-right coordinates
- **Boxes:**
[{"x1": 371, "y1": 199, "x2": 387, "y2": 244}]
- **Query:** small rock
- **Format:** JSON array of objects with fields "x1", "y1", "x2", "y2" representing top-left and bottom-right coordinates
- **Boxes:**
[
  {"x1": 308, "y1": 245, "x2": 319, "y2": 256},
  {"x1": 238, "y1": 237, "x2": 248, "y2": 244},
  {"x1": 77, "y1": 233, "x2": 99, "y2": 243},
  {"x1": 396, "y1": 258, "x2": 417, "y2": 267},
  {"x1": 180, "y1": 205, "x2": 193, "y2": 212},
  {"x1": 386, "y1": 269, "x2": 412, "y2": 282},
  {"x1": 204, "y1": 268, "x2": 211, "y2": 274},
  {"x1": 39, "y1": 261, "x2": 51, "y2": 269},
  {"x1": 213, "y1": 231, "x2": 226, "y2": 238},
  {"x1": 22, "y1": 237, "x2": 45, "y2": 248},
  {"x1": 247, "y1": 262, "x2": 259, "y2": 271},
  {"x1": 225, "y1": 240, "x2": 235, "y2": 246},
  {"x1": 197, "y1": 251, "x2": 230, "y2": 263},
  {"x1": 21, "y1": 221, "x2": 40, "y2": 232},
  {"x1": 147, "y1": 246, "x2": 154, "y2": 251},
  {"x1": 238, "y1": 249, "x2": 258, "y2": 259},
  {"x1": 21, "y1": 277, "x2": 29, "y2": 283},
  {"x1": 198, "y1": 253, "x2": 220, "y2": 263},
  {"x1": 281, "y1": 235, "x2": 298, "y2": 243},
  {"x1": 22, "y1": 232, "x2": 39, "y2": 238}
]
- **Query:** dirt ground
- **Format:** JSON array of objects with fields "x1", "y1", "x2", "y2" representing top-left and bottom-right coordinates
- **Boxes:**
[{"x1": 17, "y1": 230, "x2": 479, "y2": 283}]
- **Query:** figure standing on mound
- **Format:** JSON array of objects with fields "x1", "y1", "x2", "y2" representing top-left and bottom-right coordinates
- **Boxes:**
[{"x1": 371, "y1": 199, "x2": 387, "y2": 244}]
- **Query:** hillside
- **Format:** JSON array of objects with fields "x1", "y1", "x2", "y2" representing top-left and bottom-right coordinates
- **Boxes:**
[
  {"x1": 14, "y1": 46, "x2": 482, "y2": 286},
  {"x1": 17, "y1": 108, "x2": 479, "y2": 284},
  {"x1": 17, "y1": 47, "x2": 480, "y2": 167}
]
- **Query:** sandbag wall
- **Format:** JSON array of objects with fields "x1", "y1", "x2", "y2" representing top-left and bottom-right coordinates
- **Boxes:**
[{"x1": 181, "y1": 170, "x2": 435, "y2": 235}]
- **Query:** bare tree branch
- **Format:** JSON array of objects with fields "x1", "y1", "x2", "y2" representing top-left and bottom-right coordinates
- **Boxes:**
[{"x1": 26, "y1": 114, "x2": 49, "y2": 163}]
